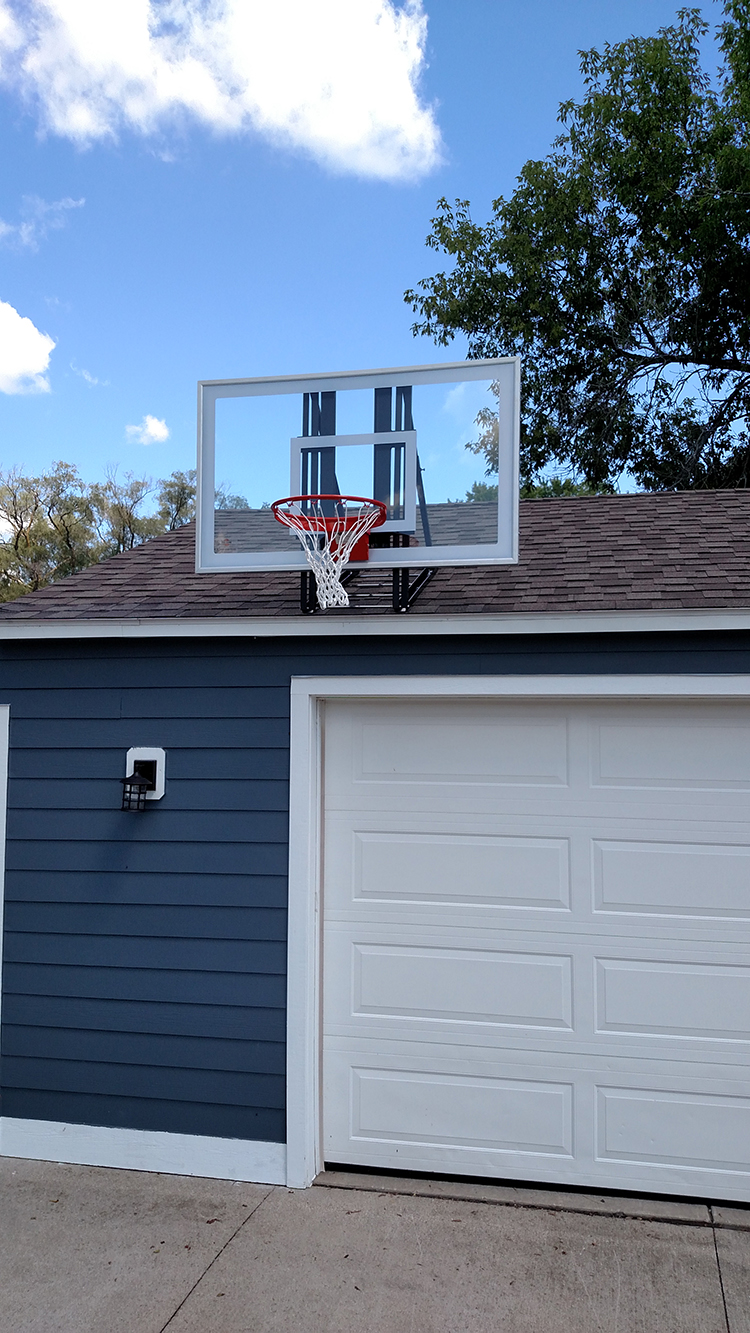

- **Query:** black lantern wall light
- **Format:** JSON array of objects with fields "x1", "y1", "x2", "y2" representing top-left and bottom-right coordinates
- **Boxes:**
[{"x1": 120, "y1": 747, "x2": 166, "y2": 812}]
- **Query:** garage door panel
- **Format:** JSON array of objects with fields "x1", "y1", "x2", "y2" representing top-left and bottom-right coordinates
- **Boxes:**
[
  {"x1": 326, "y1": 929, "x2": 750, "y2": 1058},
  {"x1": 345, "y1": 1065, "x2": 574, "y2": 1157},
  {"x1": 349, "y1": 943, "x2": 573, "y2": 1031},
  {"x1": 593, "y1": 839, "x2": 750, "y2": 919},
  {"x1": 592, "y1": 711, "x2": 750, "y2": 792},
  {"x1": 326, "y1": 1046, "x2": 750, "y2": 1193},
  {"x1": 326, "y1": 816, "x2": 750, "y2": 931},
  {"x1": 596, "y1": 959, "x2": 750, "y2": 1041},
  {"x1": 357, "y1": 720, "x2": 569, "y2": 786},
  {"x1": 597, "y1": 1086, "x2": 750, "y2": 1173},
  {"x1": 327, "y1": 704, "x2": 571, "y2": 793},
  {"x1": 327, "y1": 698, "x2": 750, "y2": 804},
  {"x1": 350, "y1": 829, "x2": 571, "y2": 912}
]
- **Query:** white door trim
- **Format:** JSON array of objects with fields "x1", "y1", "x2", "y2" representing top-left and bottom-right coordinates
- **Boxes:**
[{"x1": 285, "y1": 674, "x2": 750, "y2": 1187}]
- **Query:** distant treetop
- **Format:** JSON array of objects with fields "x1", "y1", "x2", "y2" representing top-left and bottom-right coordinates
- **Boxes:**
[{"x1": 0, "y1": 464, "x2": 247, "y2": 602}]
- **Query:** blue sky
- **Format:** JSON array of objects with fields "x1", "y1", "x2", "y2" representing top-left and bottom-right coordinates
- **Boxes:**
[{"x1": 0, "y1": 0, "x2": 719, "y2": 490}]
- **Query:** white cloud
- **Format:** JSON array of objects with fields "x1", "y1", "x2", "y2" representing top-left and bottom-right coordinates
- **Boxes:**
[
  {"x1": 126, "y1": 414, "x2": 170, "y2": 445},
  {"x1": 0, "y1": 194, "x2": 84, "y2": 250},
  {"x1": 0, "y1": 298, "x2": 55, "y2": 393},
  {"x1": 442, "y1": 382, "x2": 468, "y2": 416},
  {"x1": 70, "y1": 360, "x2": 107, "y2": 386},
  {"x1": 0, "y1": 0, "x2": 441, "y2": 180}
]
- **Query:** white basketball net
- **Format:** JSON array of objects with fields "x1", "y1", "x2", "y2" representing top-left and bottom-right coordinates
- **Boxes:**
[{"x1": 273, "y1": 497, "x2": 386, "y2": 609}]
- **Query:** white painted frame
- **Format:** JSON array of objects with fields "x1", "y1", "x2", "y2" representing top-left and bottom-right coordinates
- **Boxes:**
[
  {"x1": 285, "y1": 673, "x2": 750, "y2": 1188},
  {"x1": 125, "y1": 746, "x2": 166, "y2": 801},
  {"x1": 0, "y1": 1119, "x2": 286, "y2": 1184},
  {"x1": 196, "y1": 358, "x2": 520, "y2": 572}
]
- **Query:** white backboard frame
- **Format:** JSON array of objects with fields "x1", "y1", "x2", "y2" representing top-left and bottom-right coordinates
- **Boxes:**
[{"x1": 196, "y1": 358, "x2": 520, "y2": 572}]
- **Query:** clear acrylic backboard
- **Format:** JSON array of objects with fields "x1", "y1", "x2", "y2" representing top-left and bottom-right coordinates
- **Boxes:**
[{"x1": 196, "y1": 358, "x2": 519, "y2": 572}]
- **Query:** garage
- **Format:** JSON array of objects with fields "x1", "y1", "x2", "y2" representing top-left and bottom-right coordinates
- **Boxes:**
[
  {"x1": 321, "y1": 693, "x2": 750, "y2": 1198},
  {"x1": 3, "y1": 489, "x2": 750, "y2": 1198}
]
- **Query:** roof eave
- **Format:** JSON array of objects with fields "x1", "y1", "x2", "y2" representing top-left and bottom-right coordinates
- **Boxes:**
[{"x1": 1, "y1": 608, "x2": 750, "y2": 640}]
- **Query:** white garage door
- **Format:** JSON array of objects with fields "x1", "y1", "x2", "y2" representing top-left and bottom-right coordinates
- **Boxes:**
[{"x1": 322, "y1": 696, "x2": 750, "y2": 1200}]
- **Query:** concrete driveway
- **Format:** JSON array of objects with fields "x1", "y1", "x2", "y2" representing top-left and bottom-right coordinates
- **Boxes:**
[{"x1": 1, "y1": 1156, "x2": 748, "y2": 1332}]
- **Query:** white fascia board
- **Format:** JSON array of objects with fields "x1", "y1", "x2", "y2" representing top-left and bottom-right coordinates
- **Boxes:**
[
  {"x1": 1, "y1": 608, "x2": 750, "y2": 641},
  {"x1": 0, "y1": 1117, "x2": 286, "y2": 1185}
]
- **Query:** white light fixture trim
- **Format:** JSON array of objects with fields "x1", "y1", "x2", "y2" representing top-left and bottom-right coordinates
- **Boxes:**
[{"x1": 125, "y1": 746, "x2": 166, "y2": 800}]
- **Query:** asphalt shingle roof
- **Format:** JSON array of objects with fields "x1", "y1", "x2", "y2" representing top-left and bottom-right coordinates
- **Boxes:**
[{"x1": 0, "y1": 491, "x2": 748, "y2": 622}]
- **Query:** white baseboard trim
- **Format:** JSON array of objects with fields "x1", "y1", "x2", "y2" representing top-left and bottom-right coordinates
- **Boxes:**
[{"x1": 0, "y1": 1117, "x2": 287, "y2": 1185}]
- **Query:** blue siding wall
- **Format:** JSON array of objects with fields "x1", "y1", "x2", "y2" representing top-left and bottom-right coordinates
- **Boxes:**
[{"x1": 0, "y1": 630, "x2": 748, "y2": 1143}]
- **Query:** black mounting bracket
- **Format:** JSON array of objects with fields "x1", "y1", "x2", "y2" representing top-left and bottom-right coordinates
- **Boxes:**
[
  {"x1": 372, "y1": 531, "x2": 436, "y2": 613},
  {"x1": 300, "y1": 571, "x2": 317, "y2": 614},
  {"x1": 392, "y1": 566, "x2": 436, "y2": 613}
]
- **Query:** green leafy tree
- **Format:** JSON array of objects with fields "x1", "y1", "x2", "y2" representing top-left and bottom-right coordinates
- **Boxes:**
[
  {"x1": 521, "y1": 477, "x2": 614, "y2": 498},
  {"x1": 0, "y1": 462, "x2": 249, "y2": 602},
  {"x1": 89, "y1": 468, "x2": 163, "y2": 556},
  {"x1": 406, "y1": 3, "x2": 750, "y2": 491},
  {"x1": 38, "y1": 462, "x2": 99, "y2": 575},
  {"x1": 157, "y1": 468, "x2": 197, "y2": 529},
  {"x1": 463, "y1": 476, "x2": 612, "y2": 502},
  {"x1": 0, "y1": 464, "x2": 99, "y2": 601},
  {"x1": 464, "y1": 480, "x2": 501, "y2": 502},
  {"x1": 215, "y1": 482, "x2": 249, "y2": 510}
]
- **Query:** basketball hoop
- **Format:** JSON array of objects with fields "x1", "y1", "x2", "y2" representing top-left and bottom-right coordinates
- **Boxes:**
[{"x1": 272, "y1": 494, "x2": 387, "y2": 609}]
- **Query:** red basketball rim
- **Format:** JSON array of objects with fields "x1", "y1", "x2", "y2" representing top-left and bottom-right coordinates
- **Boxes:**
[{"x1": 271, "y1": 494, "x2": 388, "y2": 529}]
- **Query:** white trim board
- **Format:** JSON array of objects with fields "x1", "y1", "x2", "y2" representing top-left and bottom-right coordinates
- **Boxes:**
[
  {"x1": 285, "y1": 673, "x2": 750, "y2": 1189},
  {"x1": 0, "y1": 1118, "x2": 286, "y2": 1185},
  {"x1": 1, "y1": 608, "x2": 750, "y2": 641}
]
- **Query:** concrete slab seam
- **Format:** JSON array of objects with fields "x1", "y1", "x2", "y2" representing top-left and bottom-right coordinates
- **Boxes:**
[
  {"x1": 710, "y1": 1209, "x2": 732, "y2": 1333},
  {"x1": 156, "y1": 1185, "x2": 276, "y2": 1333}
]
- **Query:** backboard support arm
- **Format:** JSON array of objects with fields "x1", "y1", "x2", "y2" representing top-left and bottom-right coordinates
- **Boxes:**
[
  {"x1": 392, "y1": 563, "x2": 436, "y2": 612},
  {"x1": 416, "y1": 455, "x2": 432, "y2": 548}
]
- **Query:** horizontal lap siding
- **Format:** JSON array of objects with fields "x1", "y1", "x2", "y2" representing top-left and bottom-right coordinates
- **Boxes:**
[
  {"x1": 7, "y1": 843, "x2": 286, "y2": 875},
  {"x1": 1, "y1": 630, "x2": 750, "y2": 1145},
  {"x1": 0, "y1": 644, "x2": 289, "y2": 1142},
  {"x1": 4, "y1": 964, "x2": 285, "y2": 1006},
  {"x1": 3, "y1": 996, "x2": 286, "y2": 1041}
]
